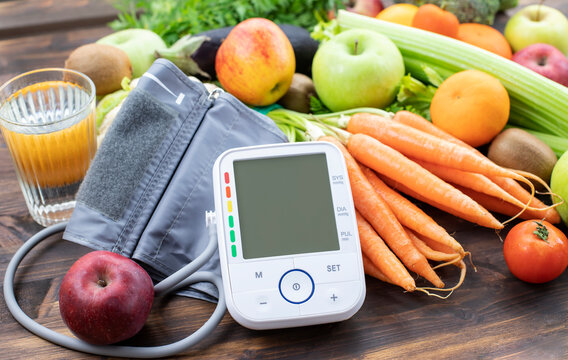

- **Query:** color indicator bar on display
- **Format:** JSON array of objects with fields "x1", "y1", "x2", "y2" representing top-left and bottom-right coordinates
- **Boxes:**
[{"x1": 225, "y1": 172, "x2": 237, "y2": 257}]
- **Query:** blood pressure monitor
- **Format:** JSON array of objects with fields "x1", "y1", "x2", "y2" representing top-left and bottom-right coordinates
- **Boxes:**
[{"x1": 212, "y1": 141, "x2": 365, "y2": 330}]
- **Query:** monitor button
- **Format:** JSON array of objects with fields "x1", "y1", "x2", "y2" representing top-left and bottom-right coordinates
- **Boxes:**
[
  {"x1": 229, "y1": 259, "x2": 293, "y2": 293},
  {"x1": 299, "y1": 281, "x2": 364, "y2": 316},
  {"x1": 279, "y1": 269, "x2": 314, "y2": 304},
  {"x1": 294, "y1": 253, "x2": 360, "y2": 284},
  {"x1": 232, "y1": 289, "x2": 299, "y2": 321}
]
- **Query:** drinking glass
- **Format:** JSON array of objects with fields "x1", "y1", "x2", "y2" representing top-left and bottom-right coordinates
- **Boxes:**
[{"x1": 0, "y1": 68, "x2": 97, "y2": 226}]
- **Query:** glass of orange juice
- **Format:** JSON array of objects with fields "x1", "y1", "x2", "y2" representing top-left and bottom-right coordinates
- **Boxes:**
[{"x1": 0, "y1": 68, "x2": 97, "y2": 226}]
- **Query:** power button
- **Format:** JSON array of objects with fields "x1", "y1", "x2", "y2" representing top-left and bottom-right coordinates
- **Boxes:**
[{"x1": 279, "y1": 269, "x2": 315, "y2": 304}]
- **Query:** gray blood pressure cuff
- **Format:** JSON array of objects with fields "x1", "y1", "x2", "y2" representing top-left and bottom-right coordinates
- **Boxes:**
[{"x1": 63, "y1": 59, "x2": 287, "y2": 302}]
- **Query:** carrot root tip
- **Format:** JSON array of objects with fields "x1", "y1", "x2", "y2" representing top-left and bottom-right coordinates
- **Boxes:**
[{"x1": 416, "y1": 260, "x2": 467, "y2": 299}]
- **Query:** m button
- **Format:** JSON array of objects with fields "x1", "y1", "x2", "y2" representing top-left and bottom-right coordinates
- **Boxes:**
[{"x1": 229, "y1": 260, "x2": 293, "y2": 293}]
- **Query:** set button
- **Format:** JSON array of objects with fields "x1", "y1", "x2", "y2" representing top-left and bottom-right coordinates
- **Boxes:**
[{"x1": 293, "y1": 253, "x2": 359, "y2": 284}]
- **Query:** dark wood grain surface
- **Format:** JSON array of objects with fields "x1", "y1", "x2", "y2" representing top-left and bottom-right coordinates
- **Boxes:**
[{"x1": 1, "y1": 1, "x2": 568, "y2": 359}]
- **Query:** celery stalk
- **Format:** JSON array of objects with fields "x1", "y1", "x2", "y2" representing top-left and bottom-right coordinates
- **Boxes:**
[{"x1": 337, "y1": 11, "x2": 568, "y2": 138}]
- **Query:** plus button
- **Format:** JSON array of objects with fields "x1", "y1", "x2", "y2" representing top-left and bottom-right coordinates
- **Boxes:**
[{"x1": 330, "y1": 293, "x2": 338, "y2": 302}]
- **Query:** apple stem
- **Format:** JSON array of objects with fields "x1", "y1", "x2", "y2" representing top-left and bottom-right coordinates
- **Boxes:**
[
  {"x1": 354, "y1": 39, "x2": 359, "y2": 55},
  {"x1": 536, "y1": 0, "x2": 545, "y2": 21},
  {"x1": 97, "y1": 279, "x2": 107, "y2": 287}
]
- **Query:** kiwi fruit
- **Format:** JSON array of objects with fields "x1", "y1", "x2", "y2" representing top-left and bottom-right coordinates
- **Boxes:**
[
  {"x1": 277, "y1": 73, "x2": 316, "y2": 113},
  {"x1": 488, "y1": 128, "x2": 557, "y2": 186},
  {"x1": 65, "y1": 43, "x2": 132, "y2": 96}
]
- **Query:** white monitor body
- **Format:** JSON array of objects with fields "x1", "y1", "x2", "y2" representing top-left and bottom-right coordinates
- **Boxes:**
[{"x1": 213, "y1": 141, "x2": 365, "y2": 330}]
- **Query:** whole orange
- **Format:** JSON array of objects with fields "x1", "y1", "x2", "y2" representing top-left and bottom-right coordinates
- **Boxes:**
[
  {"x1": 411, "y1": 4, "x2": 459, "y2": 38},
  {"x1": 430, "y1": 70, "x2": 510, "y2": 147},
  {"x1": 376, "y1": 4, "x2": 418, "y2": 26},
  {"x1": 215, "y1": 18, "x2": 295, "y2": 106},
  {"x1": 457, "y1": 23, "x2": 513, "y2": 59}
]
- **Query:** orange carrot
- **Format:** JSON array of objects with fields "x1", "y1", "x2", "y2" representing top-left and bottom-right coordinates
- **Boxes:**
[
  {"x1": 410, "y1": 230, "x2": 458, "y2": 256},
  {"x1": 405, "y1": 228, "x2": 461, "y2": 263},
  {"x1": 347, "y1": 133, "x2": 503, "y2": 229},
  {"x1": 456, "y1": 184, "x2": 561, "y2": 223},
  {"x1": 362, "y1": 254, "x2": 395, "y2": 285},
  {"x1": 355, "y1": 211, "x2": 416, "y2": 291},
  {"x1": 393, "y1": 111, "x2": 557, "y2": 215},
  {"x1": 413, "y1": 159, "x2": 530, "y2": 209},
  {"x1": 361, "y1": 165, "x2": 464, "y2": 255},
  {"x1": 380, "y1": 174, "x2": 503, "y2": 229},
  {"x1": 490, "y1": 176, "x2": 561, "y2": 224},
  {"x1": 320, "y1": 136, "x2": 444, "y2": 288},
  {"x1": 393, "y1": 110, "x2": 473, "y2": 149},
  {"x1": 407, "y1": 229, "x2": 468, "y2": 295},
  {"x1": 347, "y1": 112, "x2": 528, "y2": 182}
]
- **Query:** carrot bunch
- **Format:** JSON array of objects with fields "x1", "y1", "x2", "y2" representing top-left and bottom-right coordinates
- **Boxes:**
[
  {"x1": 322, "y1": 136, "x2": 465, "y2": 296},
  {"x1": 267, "y1": 108, "x2": 560, "y2": 295}
]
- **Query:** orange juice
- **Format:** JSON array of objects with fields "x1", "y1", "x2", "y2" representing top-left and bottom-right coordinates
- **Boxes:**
[
  {"x1": 0, "y1": 73, "x2": 96, "y2": 226},
  {"x1": 1, "y1": 110, "x2": 96, "y2": 187}
]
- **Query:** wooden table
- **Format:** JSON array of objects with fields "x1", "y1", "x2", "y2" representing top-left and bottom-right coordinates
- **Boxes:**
[{"x1": 1, "y1": 1, "x2": 567, "y2": 359}]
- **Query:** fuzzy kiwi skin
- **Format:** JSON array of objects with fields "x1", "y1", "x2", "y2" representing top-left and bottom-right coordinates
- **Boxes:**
[
  {"x1": 277, "y1": 73, "x2": 316, "y2": 113},
  {"x1": 65, "y1": 43, "x2": 132, "y2": 96},
  {"x1": 488, "y1": 128, "x2": 558, "y2": 185}
]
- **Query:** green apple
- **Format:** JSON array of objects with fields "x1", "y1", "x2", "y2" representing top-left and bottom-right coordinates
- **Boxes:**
[
  {"x1": 97, "y1": 29, "x2": 167, "y2": 78},
  {"x1": 551, "y1": 151, "x2": 568, "y2": 225},
  {"x1": 312, "y1": 29, "x2": 404, "y2": 112},
  {"x1": 505, "y1": 5, "x2": 568, "y2": 55}
]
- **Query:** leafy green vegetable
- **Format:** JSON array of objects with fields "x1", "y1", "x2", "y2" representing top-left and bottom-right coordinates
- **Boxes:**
[
  {"x1": 309, "y1": 96, "x2": 331, "y2": 115},
  {"x1": 310, "y1": 15, "x2": 344, "y2": 43},
  {"x1": 394, "y1": 0, "x2": 501, "y2": 25},
  {"x1": 385, "y1": 74, "x2": 438, "y2": 121},
  {"x1": 110, "y1": 0, "x2": 344, "y2": 46}
]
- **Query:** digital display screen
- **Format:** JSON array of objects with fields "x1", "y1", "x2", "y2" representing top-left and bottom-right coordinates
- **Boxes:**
[{"x1": 233, "y1": 153, "x2": 339, "y2": 259}]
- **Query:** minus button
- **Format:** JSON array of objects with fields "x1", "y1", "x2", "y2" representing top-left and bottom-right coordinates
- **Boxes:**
[{"x1": 257, "y1": 296, "x2": 270, "y2": 312}]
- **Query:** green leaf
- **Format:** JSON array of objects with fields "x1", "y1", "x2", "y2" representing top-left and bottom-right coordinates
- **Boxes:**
[
  {"x1": 310, "y1": 19, "x2": 343, "y2": 43},
  {"x1": 533, "y1": 220, "x2": 549, "y2": 242},
  {"x1": 309, "y1": 96, "x2": 331, "y2": 115},
  {"x1": 385, "y1": 74, "x2": 437, "y2": 120},
  {"x1": 110, "y1": 0, "x2": 344, "y2": 46}
]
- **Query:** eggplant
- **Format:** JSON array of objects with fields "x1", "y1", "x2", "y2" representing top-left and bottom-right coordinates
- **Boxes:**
[
  {"x1": 277, "y1": 24, "x2": 320, "y2": 77},
  {"x1": 155, "y1": 24, "x2": 319, "y2": 79}
]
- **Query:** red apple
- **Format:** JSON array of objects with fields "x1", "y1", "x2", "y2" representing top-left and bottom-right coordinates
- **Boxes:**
[
  {"x1": 347, "y1": 0, "x2": 384, "y2": 17},
  {"x1": 215, "y1": 18, "x2": 295, "y2": 106},
  {"x1": 59, "y1": 251, "x2": 154, "y2": 345},
  {"x1": 512, "y1": 43, "x2": 568, "y2": 87}
]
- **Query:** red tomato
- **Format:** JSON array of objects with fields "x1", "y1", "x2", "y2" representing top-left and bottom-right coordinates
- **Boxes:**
[{"x1": 503, "y1": 220, "x2": 568, "y2": 283}]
